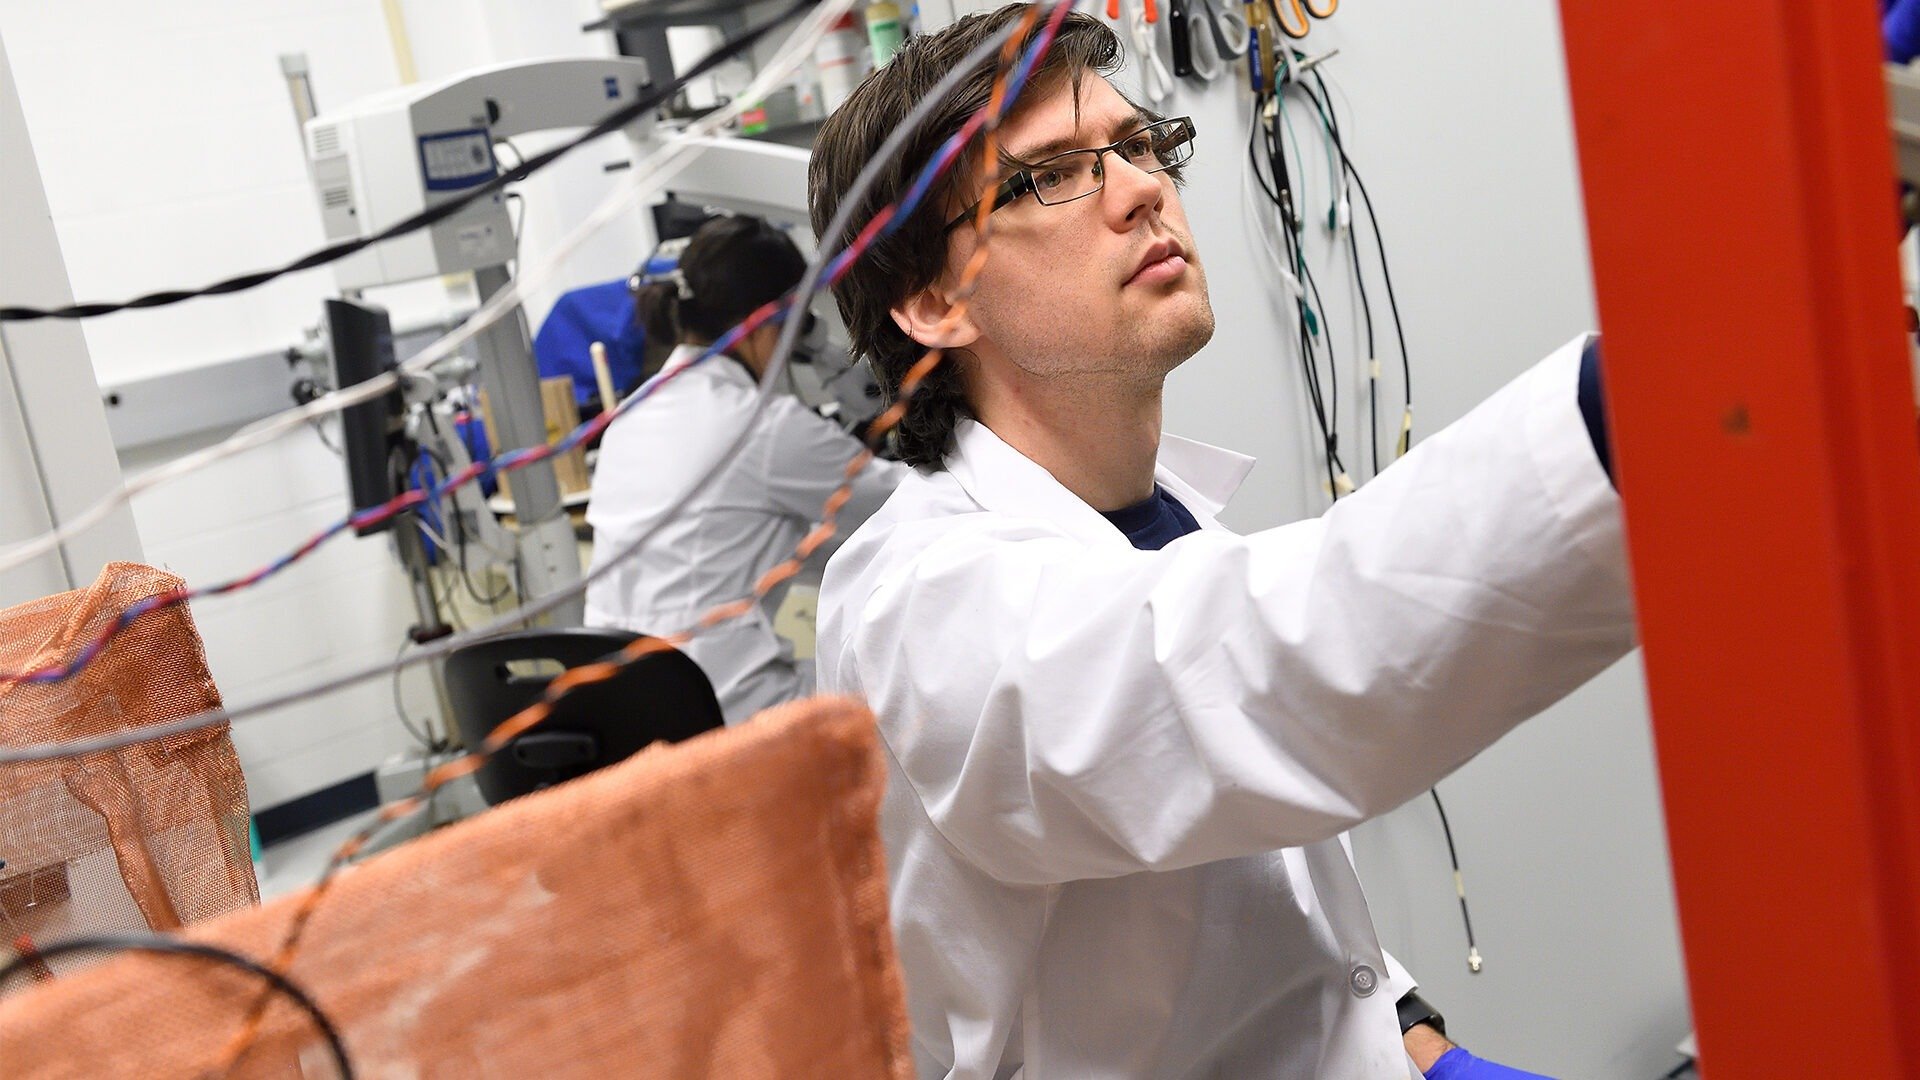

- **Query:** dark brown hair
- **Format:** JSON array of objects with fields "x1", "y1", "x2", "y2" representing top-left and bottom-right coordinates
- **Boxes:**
[
  {"x1": 807, "y1": 5, "x2": 1123, "y2": 466},
  {"x1": 633, "y1": 214, "x2": 806, "y2": 346}
]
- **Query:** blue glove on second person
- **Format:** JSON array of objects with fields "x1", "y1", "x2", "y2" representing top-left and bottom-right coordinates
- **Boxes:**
[
  {"x1": 1423, "y1": 1047, "x2": 1555, "y2": 1080},
  {"x1": 1888, "y1": 0, "x2": 1920, "y2": 65}
]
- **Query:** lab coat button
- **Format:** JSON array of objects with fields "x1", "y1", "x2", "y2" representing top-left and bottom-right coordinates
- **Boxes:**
[{"x1": 1349, "y1": 964, "x2": 1378, "y2": 997}]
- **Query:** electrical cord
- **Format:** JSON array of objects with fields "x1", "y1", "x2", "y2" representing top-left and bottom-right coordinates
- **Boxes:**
[
  {"x1": 1429, "y1": 785, "x2": 1482, "y2": 973},
  {"x1": 0, "y1": 933, "x2": 354, "y2": 1080},
  {"x1": 504, "y1": 192, "x2": 526, "y2": 270},
  {"x1": 0, "y1": 0, "x2": 845, "y2": 583},
  {"x1": 1266, "y1": 93, "x2": 1341, "y2": 493},
  {"x1": 1252, "y1": 57, "x2": 1470, "y2": 974},
  {"x1": 1288, "y1": 63, "x2": 1470, "y2": 972},
  {"x1": 1306, "y1": 66, "x2": 1413, "y2": 453},
  {"x1": 1295, "y1": 72, "x2": 1380, "y2": 478},
  {"x1": 1278, "y1": 93, "x2": 1346, "y2": 490},
  {"x1": 308, "y1": 416, "x2": 344, "y2": 458},
  {"x1": 416, "y1": 426, "x2": 513, "y2": 607},
  {"x1": 493, "y1": 136, "x2": 526, "y2": 175},
  {"x1": 1248, "y1": 87, "x2": 1342, "y2": 500},
  {"x1": 0, "y1": 7, "x2": 806, "y2": 325},
  {"x1": 390, "y1": 636, "x2": 441, "y2": 753}
]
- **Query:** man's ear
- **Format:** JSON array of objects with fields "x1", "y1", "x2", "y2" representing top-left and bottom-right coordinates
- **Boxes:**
[{"x1": 891, "y1": 282, "x2": 981, "y2": 351}]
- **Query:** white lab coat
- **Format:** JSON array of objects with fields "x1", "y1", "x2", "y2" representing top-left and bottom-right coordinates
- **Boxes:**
[
  {"x1": 586, "y1": 345, "x2": 904, "y2": 723},
  {"x1": 816, "y1": 336, "x2": 1635, "y2": 1079}
]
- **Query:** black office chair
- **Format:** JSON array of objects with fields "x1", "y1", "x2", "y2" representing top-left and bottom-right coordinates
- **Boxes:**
[{"x1": 442, "y1": 628, "x2": 724, "y2": 806}]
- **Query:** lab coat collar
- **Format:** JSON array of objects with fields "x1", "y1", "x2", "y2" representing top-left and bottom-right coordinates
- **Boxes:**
[
  {"x1": 946, "y1": 418, "x2": 1255, "y2": 547},
  {"x1": 664, "y1": 343, "x2": 756, "y2": 387}
]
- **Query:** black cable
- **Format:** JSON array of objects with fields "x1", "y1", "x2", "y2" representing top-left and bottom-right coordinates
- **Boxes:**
[
  {"x1": 0, "y1": 0, "x2": 816, "y2": 324},
  {"x1": 1296, "y1": 74, "x2": 1382, "y2": 478},
  {"x1": 1308, "y1": 67, "x2": 1412, "y2": 445},
  {"x1": 1429, "y1": 787, "x2": 1482, "y2": 972},
  {"x1": 493, "y1": 136, "x2": 526, "y2": 173},
  {"x1": 1250, "y1": 90, "x2": 1341, "y2": 501},
  {"x1": 1296, "y1": 251, "x2": 1348, "y2": 481},
  {"x1": 1657, "y1": 1057, "x2": 1698, "y2": 1080},
  {"x1": 1266, "y1": 106, "x2": 1333, "y2": 462},
  {"x1": 421, "y1": 409, "x2": 512, "y2": 607},
  {"x1": 308, "y1": 417, "x2": 344, "y2": 458},
  {"x1": 391, "y1": 637, "x2": 440, "y2": 753},
  {"x1": 0, "y1": 933, "x2": 354, "y2": 1079},
  {"x1": 1277, "y1": 96, "x2": 1345, "y2": 487},
  {"x1": 1298, "y1": 68, "x2": 1474, "y2": 971},
  {"x1": 504, "y1": 192, "x2": 526, "y2": 270},
  {"x1": 1248, "y1": 103, "x2": 1331, "y2": 463}
]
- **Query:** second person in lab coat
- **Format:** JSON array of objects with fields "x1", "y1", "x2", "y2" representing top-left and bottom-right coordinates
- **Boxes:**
[{"x1": 585, "y1": 215, "x2": 905, "y2": 723}]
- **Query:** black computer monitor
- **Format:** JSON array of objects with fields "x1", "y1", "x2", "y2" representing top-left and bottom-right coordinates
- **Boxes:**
[{"x1": 326, "y1": 298, "x2": 405, "y2": 537}]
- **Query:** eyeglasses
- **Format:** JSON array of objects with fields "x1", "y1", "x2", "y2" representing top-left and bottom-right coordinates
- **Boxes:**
[{"x1": 943, "y1": 116, "x2": 1197, "y2": 234}]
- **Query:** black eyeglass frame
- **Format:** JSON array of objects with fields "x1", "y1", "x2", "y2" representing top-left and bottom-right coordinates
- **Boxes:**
[{"x1": 942, "y1": 116, "x2": 1197, "y2": 234}]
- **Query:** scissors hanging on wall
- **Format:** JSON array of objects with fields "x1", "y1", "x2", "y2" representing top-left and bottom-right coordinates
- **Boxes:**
[
  {"x1": 1169, "y1": 0, "x2": 1249, "y2": 82},
  {"x1": 1272, "y1": 0, "x2": 1336, "y2": 39}
]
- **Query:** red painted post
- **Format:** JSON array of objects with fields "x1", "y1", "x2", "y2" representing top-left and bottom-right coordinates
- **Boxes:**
[{"x1": 1558, "y1": 2, "x2": 1920, "y2": 1075}]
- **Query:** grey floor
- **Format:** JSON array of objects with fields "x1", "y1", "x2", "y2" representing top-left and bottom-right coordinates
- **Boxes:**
[{"x1": 256, "y1": 809, "x2": 381, "y2": 902}]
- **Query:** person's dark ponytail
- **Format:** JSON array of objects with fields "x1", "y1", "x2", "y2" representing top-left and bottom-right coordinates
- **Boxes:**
[
  {"x1": 639, "y1": 216, "x2": 806, "y2": 347},
  {"x1": 631, "y1": 280, "x2": 682, "y2": 343}
]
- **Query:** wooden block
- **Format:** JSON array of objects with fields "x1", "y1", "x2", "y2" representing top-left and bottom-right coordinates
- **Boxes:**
[
  {"x1": 541, "y1": 376, "x2": 591, "y2": 496},
  {"x1": 475, "y1": 381, "x2": 591, "y2": 498}
]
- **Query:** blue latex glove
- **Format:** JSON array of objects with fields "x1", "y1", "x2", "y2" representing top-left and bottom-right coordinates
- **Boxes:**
[
  {"x1": 1888, "y1": 0, "x2": 1920, "y2": 65},
  {"x1": 1423, "y1": 1047, "x2": 1555, "y2": 1080}
]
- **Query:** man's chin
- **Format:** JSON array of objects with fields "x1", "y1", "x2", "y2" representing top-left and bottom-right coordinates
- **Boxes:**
[{"x1": 1156, "y1": 295, "x2": 1216, "y2": 373}]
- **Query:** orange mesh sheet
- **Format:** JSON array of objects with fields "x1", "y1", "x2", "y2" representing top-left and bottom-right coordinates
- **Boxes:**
[
  {"x1": 0, "y1": 696, "x2": 911, "y2": 1079},
  {"x1": 0, "y1": 562, "x2": 255, "y2": 966}
]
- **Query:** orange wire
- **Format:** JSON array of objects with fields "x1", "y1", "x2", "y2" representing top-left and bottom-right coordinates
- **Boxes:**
[{"x1": 207, "y1": 10, "x2": 1042, "y2": 1077}]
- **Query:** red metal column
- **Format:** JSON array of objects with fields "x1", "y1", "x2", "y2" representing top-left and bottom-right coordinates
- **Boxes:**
[{"x1": 1558, "y1": 2, "x2": 1920, "y2": 1075}]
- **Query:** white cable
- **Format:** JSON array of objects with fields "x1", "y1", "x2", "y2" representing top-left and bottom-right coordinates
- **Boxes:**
[
  {"x1": 1242, "y1": 159, "x2": 1305, "y2": 302},
  {"x1": 0, "y1": 0, "x2": 850, "y2": 578},
  {"x1": 1130, "y1": 1, "x2": 1174, "y2": 104}
]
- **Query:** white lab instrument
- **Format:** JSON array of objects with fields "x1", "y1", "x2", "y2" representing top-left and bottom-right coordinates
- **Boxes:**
[
  {"x1": 306, "y1": 57, "x2": 653, "y2": 289},
  {"x1": 304, "y1": 57, "x2": 653, "y2": 625},
  {"x1": 815, "y1": 337, "x2": 1635, "y2": 1078}
]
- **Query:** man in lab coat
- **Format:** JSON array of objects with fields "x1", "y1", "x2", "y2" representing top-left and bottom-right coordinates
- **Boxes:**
[{"x1": 807, "y1": 7, "x2": 1630, "y2": 1078}]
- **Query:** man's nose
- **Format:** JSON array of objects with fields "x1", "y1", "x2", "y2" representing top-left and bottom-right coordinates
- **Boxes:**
[{"x1": 1101, "y1": 152, "x2": 1165, "y2": 230}]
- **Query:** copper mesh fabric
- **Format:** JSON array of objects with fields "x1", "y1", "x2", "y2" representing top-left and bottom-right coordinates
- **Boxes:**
[
  {"x1": 0, "y1": 696, "x2": 912, "y2": 1079},
  {"x1": 0, "y1": 562, "x2": 256, "y2": 971}
]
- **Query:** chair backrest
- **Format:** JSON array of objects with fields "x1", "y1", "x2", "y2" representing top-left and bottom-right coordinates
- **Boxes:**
[
  {"x1": 0, "y1": 697, "x2": 913, "y2": 1080},
  {"x1": 0, "y1": 563, "x2": 256, "y2": 976},
  {"x1": 442, "y1": 628, "x2": 723, "y2": 805}
]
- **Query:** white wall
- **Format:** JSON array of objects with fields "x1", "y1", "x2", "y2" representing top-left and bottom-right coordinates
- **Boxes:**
[
  {"x1": 0, "y1": 32, "x2": 143, "y2": 608},
  {"x1": 1101, "y1": 2, "x2": 1691, "y2": 1076},
  {"x1": 0, "y1": 0, "x2": 650, "y2": 809}
]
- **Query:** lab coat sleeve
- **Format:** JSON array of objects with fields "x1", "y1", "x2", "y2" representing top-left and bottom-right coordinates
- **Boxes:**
[
  {"x1": 822, "y1": 340, "x2": 1636, "y2": 886},
  {"x1": 759, "y1": 400, "x2": 907, "y2": 557}
]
